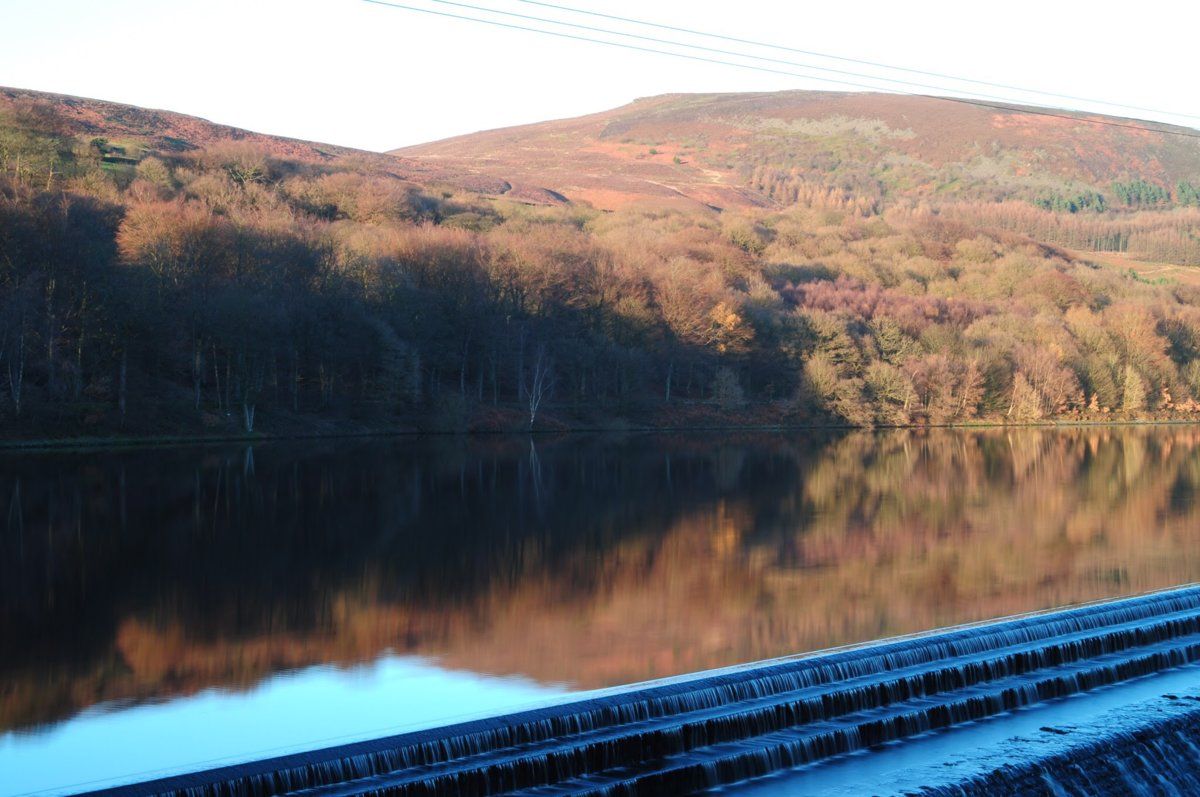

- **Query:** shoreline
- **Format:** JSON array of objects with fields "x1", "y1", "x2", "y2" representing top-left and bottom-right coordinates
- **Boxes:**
[{"x1": 2, "y1": 416, "x2": 1199, "y2": 453}]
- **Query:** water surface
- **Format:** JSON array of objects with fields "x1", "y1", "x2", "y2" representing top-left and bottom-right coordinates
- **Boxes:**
[{"x1": 3, "y1": 428, "x2": 1200, "y2": 793}]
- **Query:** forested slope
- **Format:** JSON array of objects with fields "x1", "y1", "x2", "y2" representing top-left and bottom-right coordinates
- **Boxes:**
[{"x1": 3, "y1": 87, "x2": 1200, "y2": 438}]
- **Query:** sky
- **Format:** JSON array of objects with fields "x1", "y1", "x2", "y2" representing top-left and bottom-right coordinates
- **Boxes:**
[{"x1": 2, "y1": 0, "x2": 1197, "y2": 152}]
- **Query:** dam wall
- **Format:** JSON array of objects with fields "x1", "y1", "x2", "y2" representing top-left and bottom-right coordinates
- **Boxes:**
[{"x1": 87, "y1": 585, "x2": 1200, "y2": 797}]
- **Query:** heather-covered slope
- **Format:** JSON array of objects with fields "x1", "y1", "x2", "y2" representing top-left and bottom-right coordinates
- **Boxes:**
[
  {"x1": 395, "y1": 90, "x2": 1200, "y2": 212},
  {"x1": 0, "y1": 86, "x2": 507, "y2": 195}
]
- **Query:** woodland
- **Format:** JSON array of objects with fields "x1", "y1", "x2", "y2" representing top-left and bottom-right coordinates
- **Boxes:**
[{"x1": 4, "y1": 96, "x2": 1200, "y2": 437}]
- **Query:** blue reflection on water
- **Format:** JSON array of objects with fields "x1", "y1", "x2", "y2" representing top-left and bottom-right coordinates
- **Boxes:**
[{"x1": 0, "y1": 656, "x2": 571, "y2": 797}]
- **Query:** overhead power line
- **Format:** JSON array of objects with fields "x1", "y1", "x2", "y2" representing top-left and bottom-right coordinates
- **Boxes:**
[
  {"x1": 359, "y1": 0, "x2": 927, "y2": 94},
  {"x1": 359, "y1": 0, "x2": 1200, "y2": 140},
  {"x1": 409, "y1": 0, "x2": 1107, "y2": 112},
  {"x1": 516, "y1": 0, "x2": 1200, "y2": 124}
]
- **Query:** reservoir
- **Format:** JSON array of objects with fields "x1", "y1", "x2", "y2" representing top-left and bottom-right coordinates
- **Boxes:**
[{"x1": 4, "y1": 428, "x2": 1200, "y2": 794}]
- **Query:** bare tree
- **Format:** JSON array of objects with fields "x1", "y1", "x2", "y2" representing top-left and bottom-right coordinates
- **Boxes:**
[
  {"x1": 117, "y1": 348, "x2": 127, "y2": 424},
  {"x1": 191, "y1": 331, "x2": 205, "y2": 411},
  {"x1": 243, "y1": 399, "x2": 256, "y2": 433},
  {"x1": 527, "y1": 344, "x2": 554, "y2": 431},
  {"x1": 7, "y1": 319, "x2": 25, "y2": 417},
  {"x1": 239, "y1": 354, "x2": 265, "y2": 433}
]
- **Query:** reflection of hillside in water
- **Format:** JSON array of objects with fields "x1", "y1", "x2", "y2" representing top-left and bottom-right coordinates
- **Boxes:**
[{"x1": 3, "y1": 429, "x2": 1200, "y2": 732}]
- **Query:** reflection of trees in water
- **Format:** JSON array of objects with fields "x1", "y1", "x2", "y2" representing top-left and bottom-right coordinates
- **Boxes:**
[
  {"x1": 3, "y1": 429, "x2": 1200, "y2": 732},
  {"x1": 1, "y1": 435, "x2": 794, "y2": 729},
  {"x1": 798, "y1": 429, "x2": 1200, "y2": 547}
]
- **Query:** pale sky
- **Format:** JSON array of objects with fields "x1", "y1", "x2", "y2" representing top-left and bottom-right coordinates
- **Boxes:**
[{"x1": 2, "y1": 0, "x2": 1197, "y2": 152}]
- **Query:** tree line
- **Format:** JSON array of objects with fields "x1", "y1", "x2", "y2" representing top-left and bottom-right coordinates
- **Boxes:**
[{"x1": 944, "y1": 201, "x2": 1200, "y2": 266}]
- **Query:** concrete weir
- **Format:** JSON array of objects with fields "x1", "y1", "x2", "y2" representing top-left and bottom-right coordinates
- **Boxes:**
[{"x1": 87, "y1": 585, "x2": 1200, "y2": 797}]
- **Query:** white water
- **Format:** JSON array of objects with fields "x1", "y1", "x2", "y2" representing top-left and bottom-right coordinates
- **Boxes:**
[{"x1": 721, "y1": 663, "x2": 1200, "y2": 795}]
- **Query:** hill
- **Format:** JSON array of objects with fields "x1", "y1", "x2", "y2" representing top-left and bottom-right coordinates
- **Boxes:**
[
  {"x1": 395, "y1": 91, "x2": 1200, "y2": 213},
  {"x1": 3, "y1": 86, "x2": 1200, "y2": 440},
  {"x1": 0, "y1": 86, "x2": 514, "y2": 196}
]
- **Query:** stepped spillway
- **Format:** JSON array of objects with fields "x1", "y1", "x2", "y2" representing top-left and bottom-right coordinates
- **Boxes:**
[
  {"x1": 86, "y1": 585, "x2": 1200, "y2": 797},
  {"x1": 904, "y1": 688, "x2": 1200, "y2": 797}
]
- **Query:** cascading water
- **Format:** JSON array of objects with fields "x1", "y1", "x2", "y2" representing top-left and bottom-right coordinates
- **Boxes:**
[
  {"x1": 85, "y1": 585, "x2": 1200, "y2": 797},
  {"x1": 882, "y1": 686, "x2": 1200, "y2": 797}
]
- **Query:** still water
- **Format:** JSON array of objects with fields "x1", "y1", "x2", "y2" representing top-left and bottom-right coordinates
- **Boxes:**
[{"x1": 3, "y1": 428, "x2": 1200, "y2": 794}]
